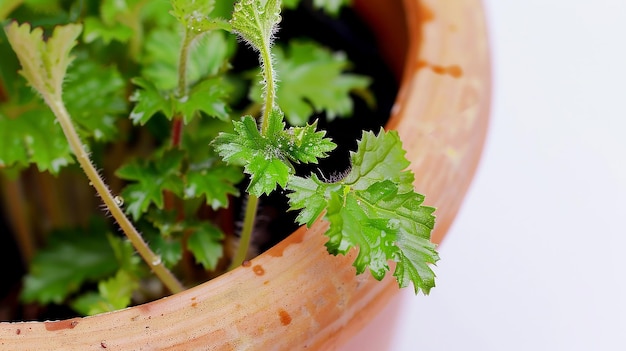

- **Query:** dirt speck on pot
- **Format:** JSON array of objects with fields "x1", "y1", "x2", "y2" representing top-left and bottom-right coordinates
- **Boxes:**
[
  {"x1": 252, "y1": 265, "x2": 265, "y2": 276},
  {"x1": 278, "y1": 309, "x2": 292, "y2": 326}
]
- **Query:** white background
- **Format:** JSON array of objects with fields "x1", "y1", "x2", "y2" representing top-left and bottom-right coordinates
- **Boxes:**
[{"x1": 345, "y1": 0, "x2": 626, "y2": 350}]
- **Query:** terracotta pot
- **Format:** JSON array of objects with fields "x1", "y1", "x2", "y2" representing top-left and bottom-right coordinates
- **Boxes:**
[{"x1": 0, "y1": 0, "x2": 490, "y2": 349}]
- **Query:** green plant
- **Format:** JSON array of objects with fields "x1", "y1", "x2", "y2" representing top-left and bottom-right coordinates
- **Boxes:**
[{"x1": 0, "y1": 0, "x2": 438, "y2": 318}]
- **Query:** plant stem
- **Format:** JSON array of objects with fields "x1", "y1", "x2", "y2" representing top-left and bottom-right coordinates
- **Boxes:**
[
  {"x1": 259, "y1": 43, "x2": 276, "y2": 135},
  {"x1": 229, "y1": 41, "x2": 277, "y2": 269},
  {"x1": 227, "y1": 195, "x2": 259, "y2": 270},
  {"x1": 45, "y1": 97, "x2": 184, "y2": 294},
  {"x1": 171, "y1": 30, "x2": 194, "y2": 149}
]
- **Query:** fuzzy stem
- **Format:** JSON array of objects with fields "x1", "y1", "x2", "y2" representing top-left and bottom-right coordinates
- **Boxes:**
[
  {"x1": 229, "y1": 36, "x2": 278, "y2": 269},
  {"x1": 45, "y1": 96, "x2": 184, "y2": 294},
  {"x1": 171, "y1": 30, "x2": 194, "y2": 148},
  {"x1": 227, "y1": 195, "x2": 259, "y2": 270},
  {"x1": 259, "y1": 43, "x2": 276, "y2": 134}
]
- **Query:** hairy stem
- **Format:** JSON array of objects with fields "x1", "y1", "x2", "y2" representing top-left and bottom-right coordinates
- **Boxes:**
[
  {"x1": 45, "y1": 96, "x2": 184, "y2": 294},
  {"x1": 229, "y1": 38, "x2": 277, "y2": 269},
  {"x1": 227, "y1": 195, "x2": 259, "y2": 270},
  {"x1": 259, "y1": 43, "x2": 276, "y2": 134},
  {"x1": 171, "y1": 30, "x2": 194, "y2": 149}
]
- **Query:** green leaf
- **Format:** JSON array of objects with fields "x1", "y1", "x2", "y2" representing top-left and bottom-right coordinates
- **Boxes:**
[
  {"x1": 150, "y1": 234, "x2": 183, "y2": 267},
  {"x1": 286, "y1": 174, "x2": 338, "y2": 227},
  {"x1": 174, "y1": 77, "x2": 231, "y2": 123},
  {"x1": 282, "y1": 0, "x2": 351, "y2": 15},
  {"x1": 187, "y1": 222, "x2": 224, "y2": 270},
  {"x1": 0, "y1": 108, "x2": 72, "y2": 173},
  {"x1": 63, "y1": 57, "x2": 126, "y2": 141},
  {"x1": 213, "y1": 113, "x2": 288, "y2": 196},
  {"x1": 3, "y1": 22, "x2": 82, "y2": 100},
  {"x1": 82, "y1": 0, "x2": 148, "y2": 46},
  {"x1": 21, "y1": 224, "x2": 118, "y2": 305},
  {"x1": 169, "y1": 0, "x2": 231, "y2": 34},
  {"x1": 141, "y1": 29, "x2": 234, "y2": 91},
  {"x1": 83, "y1": 16, "x2": 133, "y2": 44},
  {"x1": 185, "y1": 162, "x2": 243, "y2": 209},
  {"x1": 325, "y1": 189, "x2": 395, "y2": 279},
  {"x1": 213, "y1": 109, "x2": 335, "y2": 196},
  {"x1": 107, "y1": 233, "x2": 144, "y2": 275},
  {"x1": 395, "y1": 225, "x2": 439, "y2": 294},
  {"x1": 251, "y1": 41, "x2": 371, "y2": 125},
  {"x1": 129, "y1": 77, "x2": 171, "y2": 125},
  {"x1": 343, "y1": 127, "x2": 414, "y2": 192},
  {"x1": 281, "y1": 0, "x2": 299, "y2": 8},
  {"x1": 230, "y1": 0, "x2": 281, "y2": 53},
  {"x1": 313, "y1": 0, "x2": 351, "y2": 16},
  {"x1": 283, "y1": 120, "x2": 337, "y2": 163},
  {"x1": 71, "y1": 270, "x2": 139, "y2": 316},
  {"x1": 130, "y1": 76, "x2": 231, "y2": 125},
  {"x1": 287, "y1": 128, "x2": 438, "y2": 294},
  {"x1": 116, "y1": 150, "x2": 185, "y2": 220}
]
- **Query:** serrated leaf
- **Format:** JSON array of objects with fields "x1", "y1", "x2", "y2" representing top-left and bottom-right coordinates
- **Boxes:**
[
  {"x1": 141, "y1": 29, "x2": 234, "y2": 91},
  {"x1": 151, "y1": 235, "x2": 183, "y2": 267},
  {"x1": 82, "y1": 0, "x2": 147, "y2": 47},
  {"x1": 213, "y1": 113, "x2": 287, "y2": 196},
  {"x1": 100, "y1": 0, "x2": 144, "y2": 24},
  {"x1": 283, "y1": 120, "x2": 336, "y2": 163},
  {"x1": 230, "y1": 0, "x2": 281, "y2": 53},
  {"x1": 185, "y1": 162, "x2": 243, "y2": 209},
  {"x1": 187, "y1": 222, "x2": 224, "y2": 270},
  {"x1": 83, "y1": 16, "x2": 133, "y2": 44},
  {"x1": 251, "y1": 41, "x2": 370, "y2": 125},
  {"x1": 287, "y1": 128, "x2": 438, "y2": 294},
  {"x1": 170, "y1": 0, "x2": 231, "y2": 34},
  {"x1": 0, "y1": 108, "x2": 72, "y2": 173},
  {"x1": 213, "y1": 109, "x2": 335, "y2": 196},
  {"x1": 129, "y1": 77, "x2": 171, "y2": 125},
  {"x1": 116, "y1": 151, "x2": 185, "y2": 220},
  {"x1": 343, "y1": 128, "x2": 414, "y2": 192},
  {"x1": 21, "y1": 224, "x2": 118, "y2": 305},
  {"x1": 395, "y1": 229, "x2": 439, "y2": 295},
  {"x1": 71, "y1": 270, "x2": 139, "y2": 316},
  {"x1": 175, "y1": 77, "x2": 230, "y2": 123},
  {"x1": 287, "y1": 174, "x2": 338, "y2": 227},
  {"x1": 325, "y1": 190, "x2": 395, "y2": 279},
  {"x1": 4, "y1": 22, "x2": 82, "y2": 100},
  {"x1": 63, "y1": 57, "x2": 126, "y2": 141}
]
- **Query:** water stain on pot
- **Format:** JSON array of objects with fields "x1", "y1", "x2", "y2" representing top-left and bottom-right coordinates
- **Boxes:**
[
  {"x1": 252, "y1": 265, "x2": 265, "y2": 276},
  {"x1": 278, "y1": 309, "x2": 292, "y2": 326},
  {"x1": 44, "y1": 319, "x2": 79, "y2": 331},
  {"x1": 417, "y1": 60, "x2": 463, "y2": 78},
  {"x1": 419, "y1": 3, "x2": 435, "y2": 22}
]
